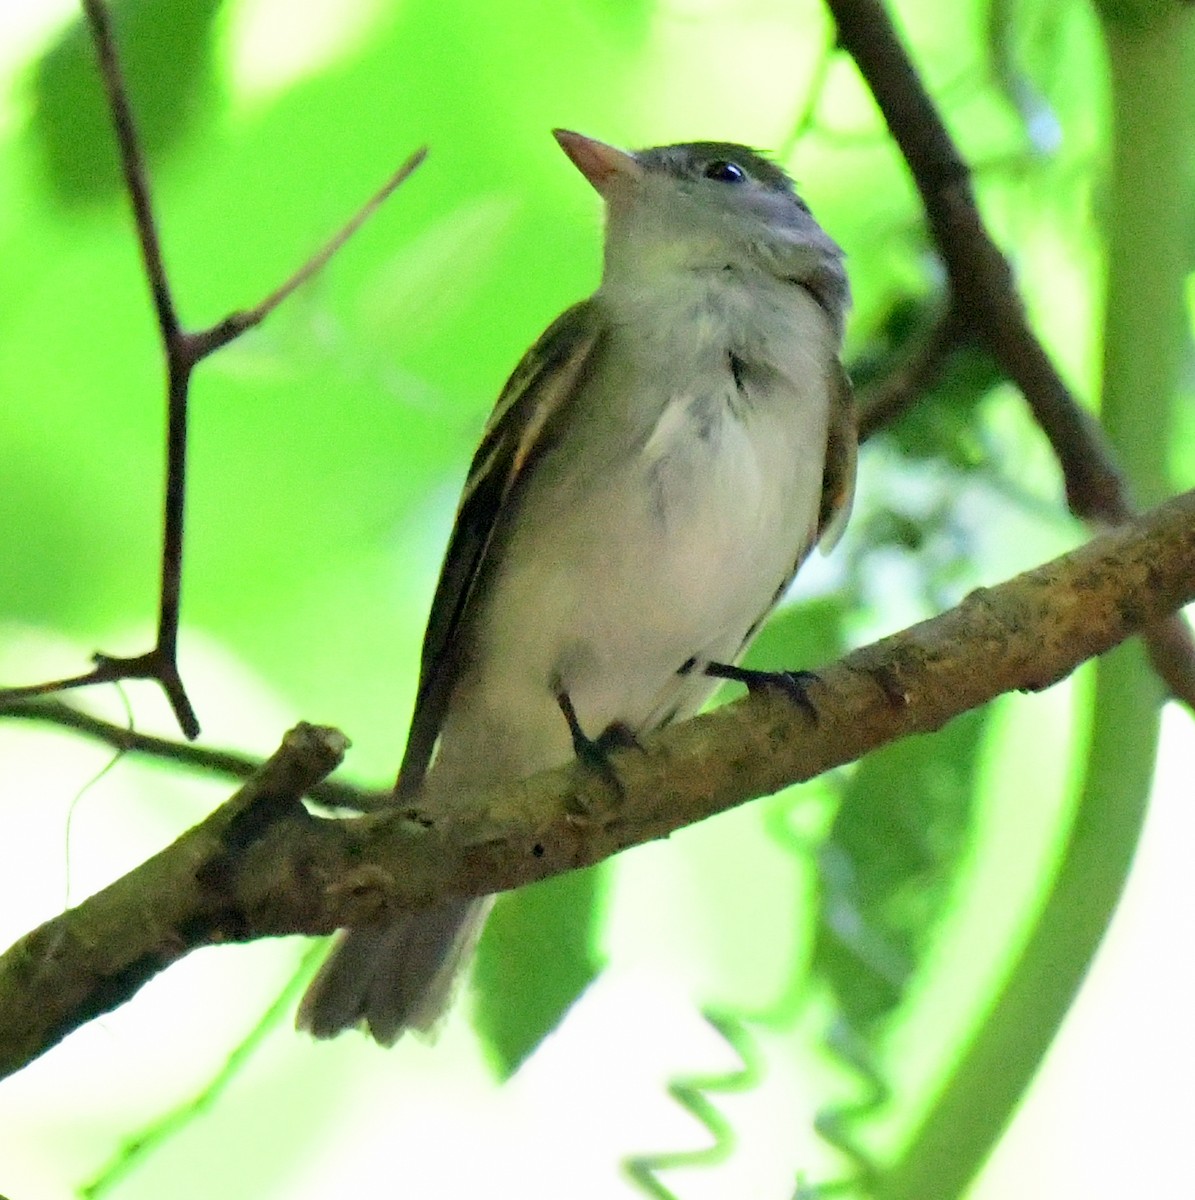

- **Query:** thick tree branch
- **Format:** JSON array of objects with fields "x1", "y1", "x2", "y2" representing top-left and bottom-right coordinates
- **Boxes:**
[
  {"x1": 2, "y1": 489, "x2": 1193, "y2": 1080},
  {"x1": 825, "y1": 0, "x2": 1195, "y2": 709},
  {"x1": 0, "y1": 1, "x2": 426, "y2": 738},
  {"x1": 0, "y1": 724, "x2": 349, "y2": 1080}
]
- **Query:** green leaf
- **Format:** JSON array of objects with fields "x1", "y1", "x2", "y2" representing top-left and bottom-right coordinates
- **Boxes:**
[
  {"x1": 813, "y1": 708, "x2": 989, "y2": 1035},
  {"x1": 885, "y1": 348, "x2": 1002, "y2": 469},
  {"x1": 472, "y1": 863, "x2": 608, "y2": 1078},
  {"x1": 742, "y1": 595, "x2": 850, "y2": 676},
  {"x1": 29, "y1": 0, "x2": 224, "y2": 205}
]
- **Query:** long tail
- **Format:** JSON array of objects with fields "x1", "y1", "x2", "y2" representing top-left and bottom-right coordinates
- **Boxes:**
[{"x1": 296, "y1": 897, "x2": 492, "y2": 1044}]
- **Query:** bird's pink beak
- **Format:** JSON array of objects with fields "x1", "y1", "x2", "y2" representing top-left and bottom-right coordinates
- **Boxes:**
[{"x1": 553, "y1": 129, "x2": 641, "y2": 198}]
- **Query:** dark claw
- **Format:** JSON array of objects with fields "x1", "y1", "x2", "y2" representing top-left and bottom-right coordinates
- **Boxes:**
[
  {"x1": 594, "y1": 721, "x2": 642, "y2": 753},
  {"x1": 704, "y1": 662, "x2": 821, "y2": 723},
  {"x1": 556, "y1": 691, "x2": 629, "y2": 798}
]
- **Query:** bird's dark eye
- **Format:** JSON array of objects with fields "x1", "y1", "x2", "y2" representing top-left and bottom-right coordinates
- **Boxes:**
[{"x1": 703, "y1": 160, "x2": 746, "y2": 184}]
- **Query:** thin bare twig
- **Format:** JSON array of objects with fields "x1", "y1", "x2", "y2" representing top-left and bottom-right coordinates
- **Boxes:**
[
  {"x1": 856, "y1": 304, "x2": 965, "y2": 442},
  {"x1": 778, "y1": 22, "x2": 838, "y2": 160},
  {"x1": 0, "y1": 0, "x2": 427, "y2": 738},
  {"x1": 1, "y1": 697, "x2": 385, "y2": 811},
  {"x1": 824, "y1": 0, "x2": 1195, "y2": 709},
  {"x1": 198, "y1": 145, "x2": 428, "y2": 353},
  {"x1": 80, "y1": 0, "x2": 178, "y2": 341}
]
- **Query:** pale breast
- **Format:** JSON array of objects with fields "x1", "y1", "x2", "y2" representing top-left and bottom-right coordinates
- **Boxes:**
[{"x1": 456, "y1": 272, "x2": 837, "y2": 745}]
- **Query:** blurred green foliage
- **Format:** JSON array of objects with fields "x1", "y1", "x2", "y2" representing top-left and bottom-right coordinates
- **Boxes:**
[
  {"x1": 814, "y1": 709, "x2": 988, "y2": 1036},
  {"x1": 473, "y1": 865, "x2": 608, "y2": 1078},
  {"x1": 31, "y1": 0, "x2": 224, "y2": 203}
]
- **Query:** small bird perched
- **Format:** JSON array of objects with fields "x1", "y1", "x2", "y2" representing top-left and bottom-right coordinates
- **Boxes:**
[{"x1": 298, "y1": 130, "x2": 856, "y2": 1043}]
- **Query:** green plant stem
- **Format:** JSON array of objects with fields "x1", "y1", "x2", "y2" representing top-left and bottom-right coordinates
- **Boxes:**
[
  {"x1": 1100, "y1": 6, "x2": 1191, "y2": 502},
  {"x1": 875, "y1": 7, "x2": 1193, "y2": 1198}
]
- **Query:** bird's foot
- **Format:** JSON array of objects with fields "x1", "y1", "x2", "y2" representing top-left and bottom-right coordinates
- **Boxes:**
[
  {"x1": 555, "y1": 691, "x2": 640, "y2": 807},
  {"x1": 702, "y1": 661, "x2": 821, "y2": 723}
]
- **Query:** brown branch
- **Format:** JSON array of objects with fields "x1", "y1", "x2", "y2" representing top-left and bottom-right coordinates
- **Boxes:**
[
  {"x1": 0, "y1": 697, "x2": 387, "y2": 811},
  {"x1": 825, "y1": 0, "x2": 1125, "y2": 517},
  {"x1": 3, "y1": 488, "x2": 1193, "y2": 1079},
  {"x1": 0, "y1": 1, "x2": 427, "y2": 739},
  {"x1": 80, "y1": 0, "x2": 179, "y2": 341},
  {"x1": 855, "y1": 304, "x2": 964, "y2": 442},
  {"x1": 824, "y1": 0, "x2": 1195, "y2": 709},
  {"x1": 197, "y1": 145, "x2": 428, "y2": 353},
  {"x1": 0, "y1": 723, "x2": 350, "y2": 1078}
]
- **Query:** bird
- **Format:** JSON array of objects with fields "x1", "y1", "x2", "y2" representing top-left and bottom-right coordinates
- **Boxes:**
[{"x1": 297, "y1": 129, "x2": 855, "y2": 1043}]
